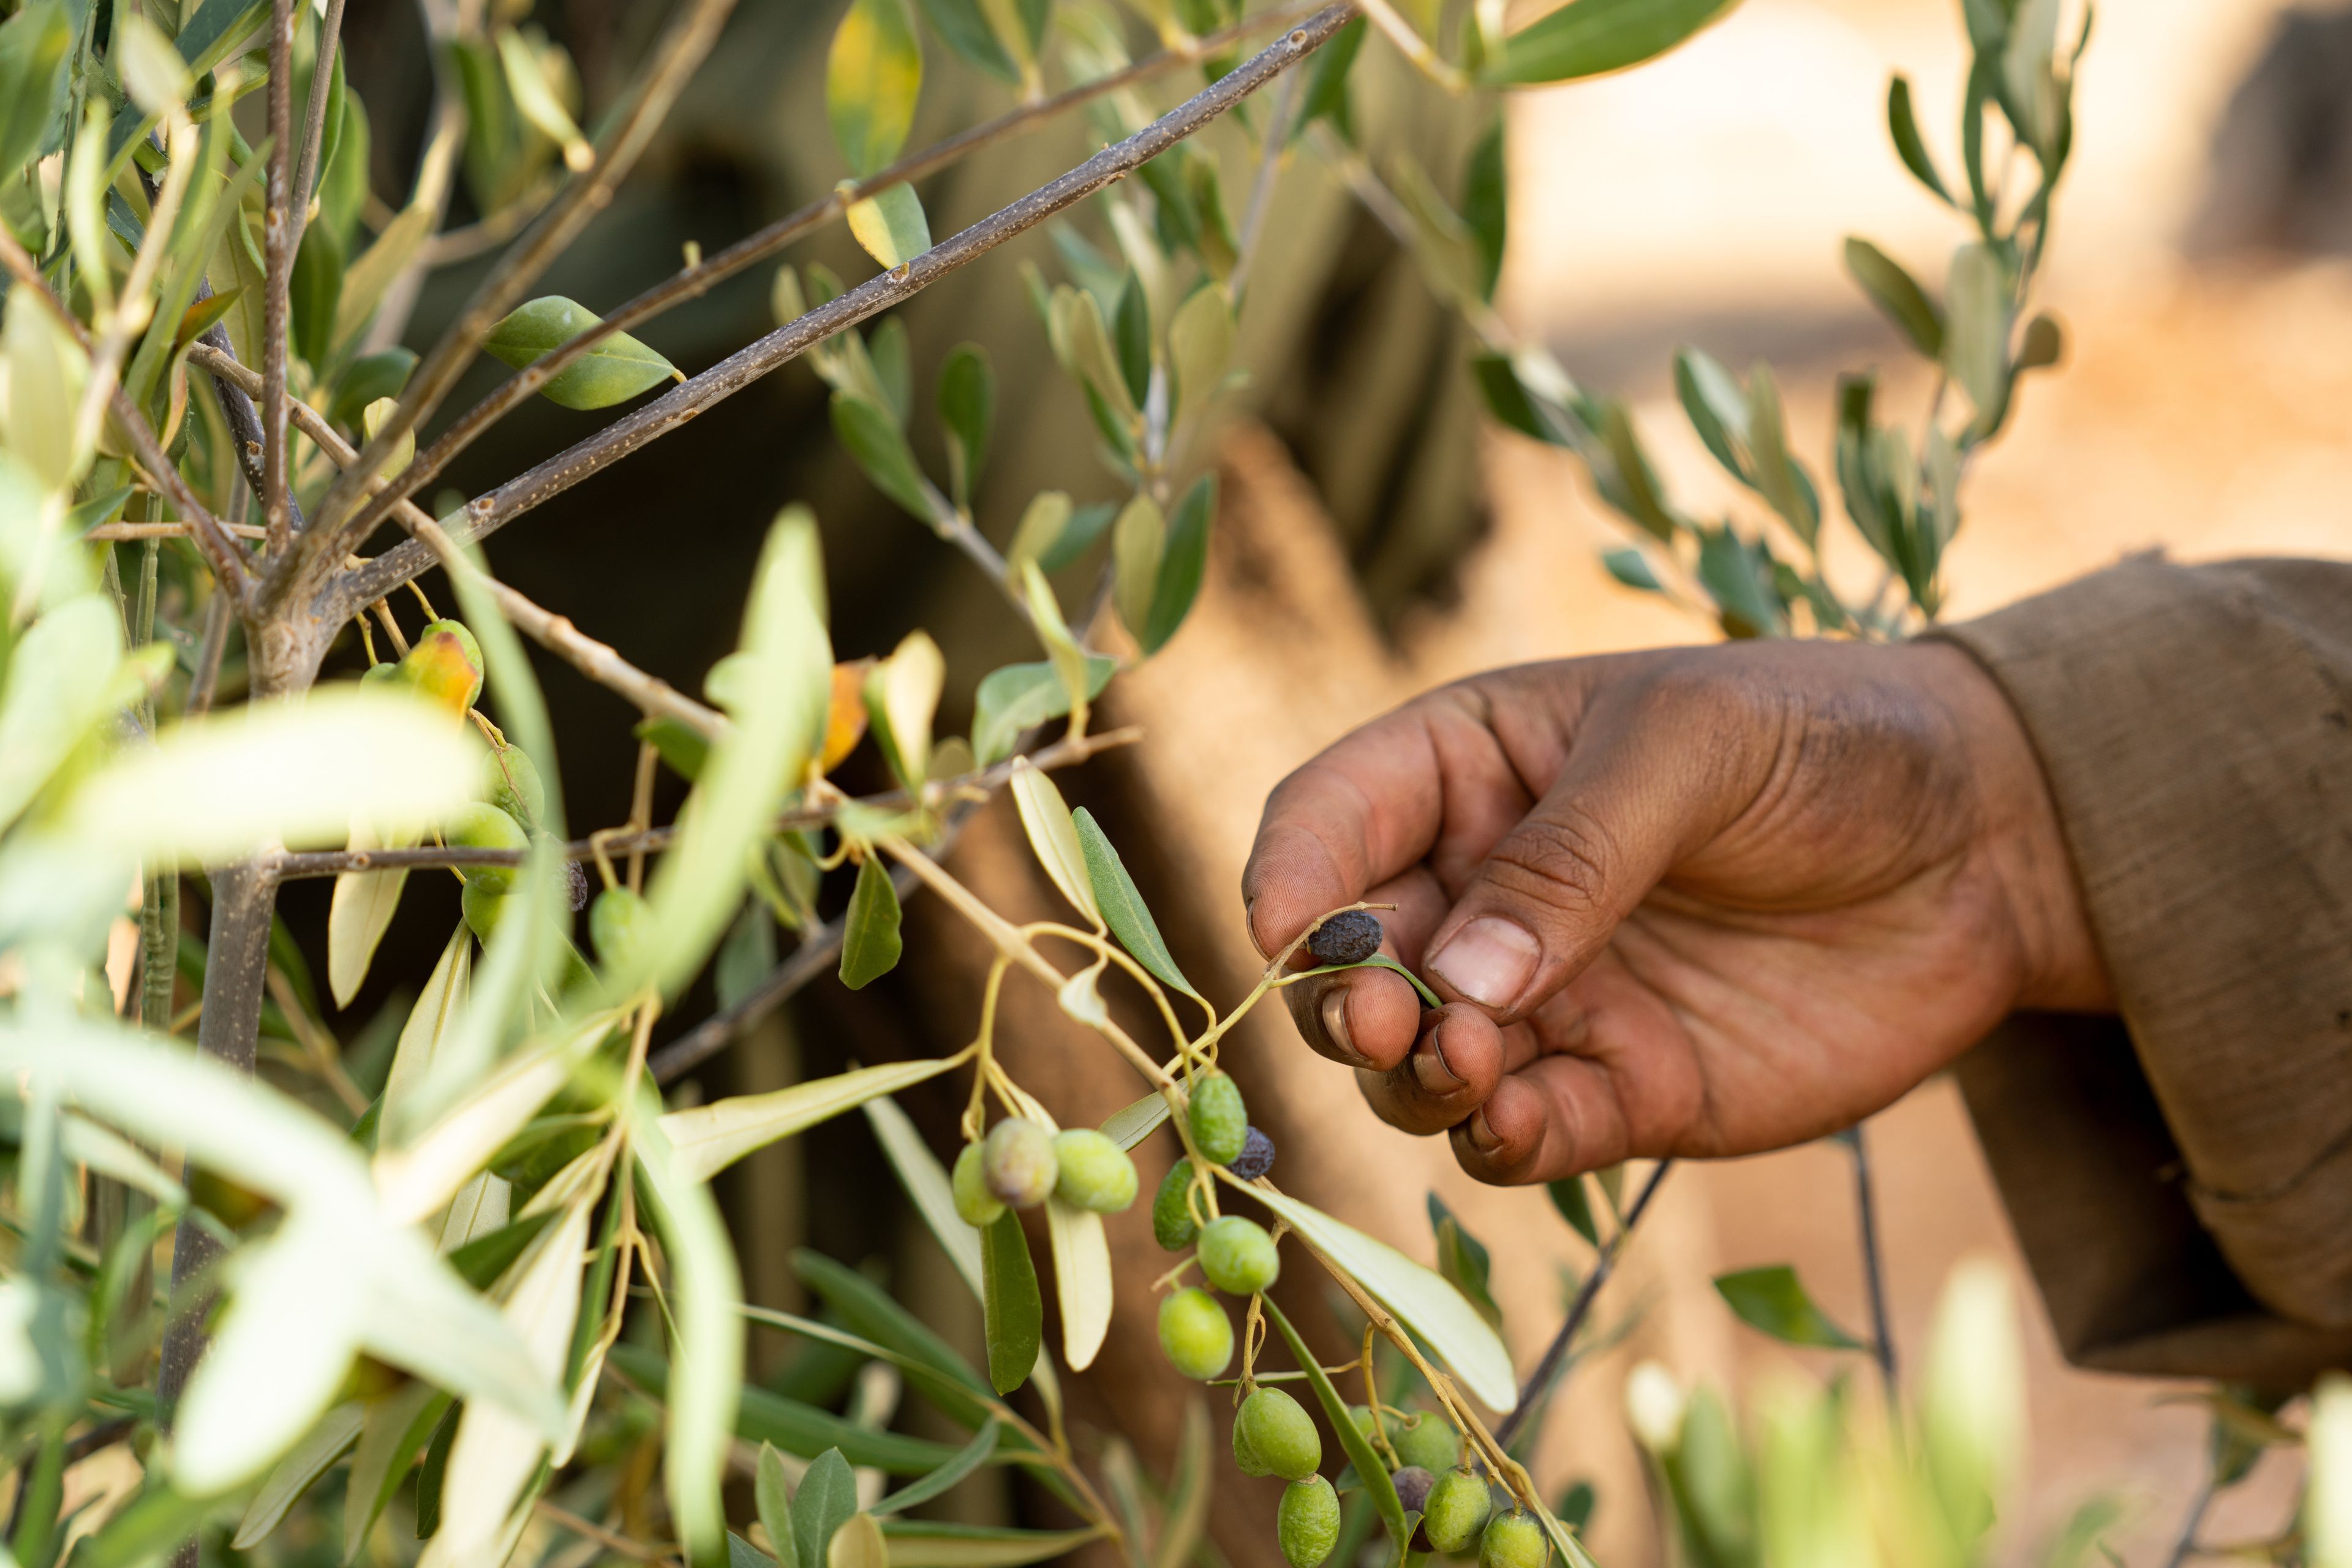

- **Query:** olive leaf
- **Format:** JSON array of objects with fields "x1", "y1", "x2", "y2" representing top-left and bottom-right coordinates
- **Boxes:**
[
  {"x1": 1071, "y1": 808, "x2": 1201, "y2": 1001},
  {"x1": 864, "y1": 1096, "x2": 984, "y2": 1294},
  {"x1": 1008, "y1": 760, "x2": 1101, "y2": 926},
  {"x1": 1426, "y1": 1193, "x2": 1502, "y2": 1331},
  {"x1": 1488, "y1": 0, "x2": 1737, "y2": 85},
  {"x1": 839, "y1": 856, "x2": 906, "y2": 990},
  {"x1": 793, "y1": 1250, "x2": 993, "y2": 1419},
  {"x1": 612, "y1": 1347, "x2": 961, "y2": 1474},
  {"x1": 937, "y1": 344, "x2": 993, "y2": 507},
  {"x1": 1600, "y1": 545, "x2": 1664, "y2": 594},
  {"x1": 1744, "y1": 365, "x2": 1820, "y2": 547},
  {"x1": 658, "y1": 1057, "x2": 959, "y2": 1182},
  {"x1": 873, "y1": 1419, "x2": 1000, "y2": 1516},
  {"x1": 918, "y1": 0, "x2": 1020, "y2": 84},
  {"x1": 328, "y1": 347, "x2": 417, "y2": 430},
  {"x1": 827, "y1": 0, "x2": 922, "y2": 178},
  {"x1": 231, "y1": 1403, "x2": 363, "y2": 1550},
  {"x1": 970, "y1": 655, "x2": 1116, "y2": 766},
  {"x1": 1547, "y1": 1174, "x2": 1599, "y2": 1248},
  {"x1": 327, "y1": 818, "x2": 412, "y2": 1008},
  {"x1": 874, "y1": 1522, "x2": 1106, "y2": 1567},
  {"x1": 1166, "y1": 286, "x2": 1231, "y2": 433},
  {"x1": 1887, "y1": 76, "x2": 1951, "y2": 203},
  {"x1": 1943, "y1": 241, "x2": 2011, "y2": 432},
  {"x1": 757, "y1": 1444, "x2": 796, "y2": 1562},
  {"x1": 0, "y1": 1, "x2": 72, "y2": 184},
  {"x1": 831, "y1": 391, "x2": 936, "y2": 519},
  {"x1": 342, "y1": 1383, "x2": 450, "y2": 1563},
  {"x1": 1463, "y1": 118, "x2": 1507, "y2": 303},
  {"x1": 1098, "y1": 1091, "x2": 1170, "y2": 1152},
  {"x1": 483, "y1": 296, "x2": 677, "y2": 411},
  {"x1": 1714, "y1": 1264, "x2": 1865, "y2": 1351},
  {"x1": 1249, "y1": 1185, "x2": 1518, "y2": 1412},
  {"x1": 1044, "y1": 1196, "x2": 1111, "y2": 1370},
  {"x1": 334, "y1": 203, "x2": 432, "y2": 346},
  {"x1": 979, "y1": 1211, "x2": 1042, "y2": 1395},
  {"x1": 1140, "y1": 475, "x2": 1214, "y2": 654},
  {"x1": 862, "y1": 631, "x2": 943, "y2": 789},
  {"x1": 1843, "y1": 236, "x2": 1944, "y2": 358},
  {"x1": 845, "y1": 181, "x2": 932, "y2": 270},
  {"x1": 1110, "y1": 495, "x2": 1164, "y2": 637},
  {"x1": 1003, "y1": 491, "x2": 1071, "y2": 578}
]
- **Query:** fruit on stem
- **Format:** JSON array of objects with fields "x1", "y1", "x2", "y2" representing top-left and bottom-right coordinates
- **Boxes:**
[{"x1": 1158, "y1": 1287, "x2": 1234, "y2": 1380}]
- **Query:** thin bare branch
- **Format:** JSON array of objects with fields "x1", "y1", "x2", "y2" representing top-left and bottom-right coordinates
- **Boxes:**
[
  {"x1": 260, "y1": 0, "x2": 297, "y2": 554},
  {"x1": 268, "y1": 726, "x2": 1142, "y2": 880},
  {"x1": 323, "y1": 4, "x2": 1356, "y2": 620},
  {"x1": 190, "y1": 342, "x2": 724, "y2": 736},
  {"x1": 290, "y1": 0, "x2": 349, "y2": 243},
  {"x1": 322, "y1": 0, "x2": 1334, "y2": 556},
  {"x1": 0, "y1": 225, "x2": 251, "y2": 605},
  {"x1": 296, "y1": 0, "x2": 740, "y2": 579},
  {"x1": 87, "y1": 521, "x2": 270, "y2": 541}
]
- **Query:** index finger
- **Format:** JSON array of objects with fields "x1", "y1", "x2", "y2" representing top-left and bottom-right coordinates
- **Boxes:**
[{"x1": 1242, "y1": 685, "x2": 1535, "y2": 959}]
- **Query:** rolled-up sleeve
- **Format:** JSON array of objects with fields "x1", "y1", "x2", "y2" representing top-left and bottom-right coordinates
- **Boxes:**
[{"x1": 1936, "y1": 557, "x2": 2352, "y2": 1384}]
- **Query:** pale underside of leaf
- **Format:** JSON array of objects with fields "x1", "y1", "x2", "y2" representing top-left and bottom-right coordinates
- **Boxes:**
[
  {"x1": 328, "y1": 817, "x2": 414, "y2": 1008},
  {"x1": 231, "y1": 1400, "x2": 364, "y2": 1548},
  {"x1": 1044, "y1": 1197, "x2": 1110, "y2": 1371},
  {"x1": 662, "y1": 1057, "x2": 962, "y2": 1183}
]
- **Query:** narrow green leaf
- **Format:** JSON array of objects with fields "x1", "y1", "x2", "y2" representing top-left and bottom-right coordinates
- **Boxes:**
[
  {"x1": 1489, "y1": 0, "x2": 1739, "y2": 85},
  {"x1": 1744, "y1": 364, "x2": 1819, "y2": 546},
  {"x1": 839, "y1": 856, "x2": 905, "y2": 990},
  {"x1": 758, "y1": 1444, "x2": 796, "y2": 1561},
  {"x1": 1009, "y1": 762, "x2": 1099, "y2": 925},
  {"x1": 342, "y1": 1383, "x2": 450, "y2": 1563},
  {"x1": 1713, "y1": 1264, "x2": 1864, "y2": 1350},
  {"x1": 1463, "y1": 118, "x2": 1507, "y2": 302},
  {"x1": 831, "y1": 392, "x2": 936, "y2": 520},
  {"x1": 873, "y1": 1419, "x2": 1000, "y2": 1515},
  {"x1": 1547, "y1": 1176, "x2": 1599, "y2": 1248},
  {"x1": 979, "y1": 1212, "x2": 1041, "y2": 1395},
  {"x1": 1887, "y1": 76, "x2": 1951, "y2": 203},
  {"x1": 828, "y1": 0, "x2": 923, "y2": 176},
  {"x1": 877, "y1": 1521, "x2": 1106, "y2": 1568},
  {"x1": 0, "y1": 2, "x2": 70, "y2": 184},
  {"x1": 1098, "y1": 1092, "x2": 1170, "y2": 1152},
  {"x1": 412, "y1": 1400, "x2": 459, "y2": 1539},
  {"x1": 1599, "y1": 546, "x2": 1662, "y2": 594},
  {"x1": 793, "y1": 1449, "x2": 861, "y2": 1568},
  {"x1": 1141, "y1": 474, "x2": 1214, "y2": 655},
  {"x1": 1262, "y1": 1298, "x2": 1405, "y2": 1543},
  {"x1": 609, "y1": 1346, "x2": 960, "y2": 1474},
  {"x1": 1070, "y1": 809, "x2": 1200, "y2": 1001},
  {"x1": 1112, "y1": 272, "x2": 1151, "y2": 410},
  {"x1": 1843, "y1": 237, "x2": 1943, "y2": 358},
  {"x1": 1694, "y1": 525, "x2": 1782, "y2": 639},
  {"x1": 1426, "y1": 1195, "x2": 1502, "y2": 1332},
  {"x1": 864, "y1": 1095, "x2": 984, "y2": 1297},
  {"x1": 1250, "y1": 1187, "x2": 1517, "y2": 1412},
  {"x1": 916, "y1": 0, "x2": 1019, "y2": 83},
  {"x1": 937, "y1": 344, "x2": 993, "y2": 508},
  {"x1": 631, "y1": 1109, "x2": 742, "y2": 1568},
  {"x1": 290, "y1": 206, "x2": 345, "y2": 371},
  {"x1": 793, "y1": 1250, "x2": 993, "y2": 1419},
  {"x1": 969, "y1": 655, "x2": 1115, "y2": 766},
  {"x1": 329, "y1": 347, "x2": 418, "y2": 430},
  {"x1": 337, "y1": 202, "x2": 432, "y2": 345},
  {"x1": 1295, "y1": 17, "x2": 1366, "y2": 140},
  {"x1": 1673, "y1": 345, "x2": 1750, "y2": 483},
  {"x1": 1943, "y1": 241, "x2": 2010, "y2": 432},
  {"x1": 482, "y1": 296, "x2": 677, "y2": 411},
  {"x1": 174, "y1": 290, "x2": 241, "y2": 352},
  {"x1": 1167, "y1": 286, "x2": 1232, "y2": 433}
]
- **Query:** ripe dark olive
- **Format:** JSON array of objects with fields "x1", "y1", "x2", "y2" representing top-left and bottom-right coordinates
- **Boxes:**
[{"x1": 1307, "y1": 909, "x2": 1382, "y2": 965}]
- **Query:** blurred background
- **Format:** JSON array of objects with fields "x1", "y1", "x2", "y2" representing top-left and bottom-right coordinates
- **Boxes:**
[{"x1": 319, "y1": 0, "x2": 2352, "y2": 1560}]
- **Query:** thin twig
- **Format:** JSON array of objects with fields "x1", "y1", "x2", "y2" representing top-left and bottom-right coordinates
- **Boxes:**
[
  {"x1": 1845, "y1": 1123, "x2": 1899, "y2": 1399},
  {"x1": 260, "y1": 0, "x2": 296, "y2": 554},
  {"x1": 289, "y1": 0, "x2": 349, "y2": 243},
  {"x1": 531, "y1": 1501, "x2": 682, "y2": 1567},
  {"x1": 270, "y1": 726, "x2": 1144, "y2": 881},
  {"x1": 87, "y1": 521, "x2": 270, "y2": 541},
  {"x1": 189, "y1": 342, "x2": 725, "y2": 737},
  {"x1": 323, "y1": 4, "x2": 1356, "y2": 619},
  {"x1": 2163, "y1": 1474, "x2": 2217, "y2": 1568},
  {"x1": 1493, "y1": 1160, "x2": 1673, "y2": 1450},
  {"x1": 323, "y1": 0, "x2": 1333, "y2": 554},
  {"x1": 301, "y1": 0, "x2": 740, "y2": 571}
]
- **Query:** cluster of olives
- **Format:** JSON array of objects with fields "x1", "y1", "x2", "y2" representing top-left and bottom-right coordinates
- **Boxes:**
[
  {"x1": 949, "y1": 1117, "x2": 1140, "y2": 1225},
  {"x1": 1349, "y1": 1407, "x2": 1542, "y2": 1566},
  {"x1": 1152, "y1": 1071, "x2": 1283, "y2": 1385}
]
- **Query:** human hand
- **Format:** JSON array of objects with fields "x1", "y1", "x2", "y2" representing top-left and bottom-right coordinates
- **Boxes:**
[{"x1": 1241, "y1": 640, "x2": 2109, "y2": 1185}]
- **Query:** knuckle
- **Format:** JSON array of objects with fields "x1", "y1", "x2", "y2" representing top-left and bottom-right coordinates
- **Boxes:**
[{"x1": 1485, "y1": 804, "x2": 1617, "y2": 921}]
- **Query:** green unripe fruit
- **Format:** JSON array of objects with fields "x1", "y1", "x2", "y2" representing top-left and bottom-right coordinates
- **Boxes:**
[
  {"x1": 1156, "y1": 1287, "x2": 1233, "y2": 1381},
  {"x1": 982, "y1": 1118, "x2": 1058, "y2": 1208},
  {"x1": 1051, "y1": 1129, "x2": 1138, "y2": 1213},
  {"x1": 461, "y1": 876, "x2": 512, "y2": 942},
  {"x1": 1348, "y1": 1403, "x2": 1396, "y2": 1447},
  {"x1": 1152, "y1": 1161, "x2": 1201, "y2": 1251},
  {"x1": 1422, "y1": 1468, "x2": 1493, "y2": 1553},
  {"x1": 399, "y1": 619, "x2": 485, "y2": 714},
  {"x1": 1188, "y1": 1071, "x2": 1247, "y2": 1164},
  {"x1": 446, "y1": 802, "x2": 529, "y2": 894},
  {"x1": 1479, "y1": 1512, "x2": 1547, "y2": 1568},
  {"x1": 1197, "y1": 1215, "x2": 1280, "y2": 1295},
  {"x1": 360, "y1": 660, "x2": 403, "y2": 687},
  {"x1": 485, "y1": 744, "x2": 546, "y2": 827},
  {"x1": 1231, "y1": 1413, "x2": 1272, "y2": 1478},
  {"x1": 1276, "y1": 1476, "x2": 1341, "y2": 1568},
  {"x1": 589, "y1": 886, "x2": 655, "y2": 971},
  {"x1": 952, "y1": 1142, "x2": 1005, "y2": 1227},
  {"x1": 1238, "y1": 1388, "x2": 1321, "y2": 1481},
  {"x1": 1395, "y1": 1412, "x2": 1461, "y2": 1474}
]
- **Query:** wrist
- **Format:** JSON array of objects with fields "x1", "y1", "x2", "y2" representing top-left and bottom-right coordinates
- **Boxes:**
[{"x1": 1915, "y1": 640, "x2": 2115, "y2": 1013}]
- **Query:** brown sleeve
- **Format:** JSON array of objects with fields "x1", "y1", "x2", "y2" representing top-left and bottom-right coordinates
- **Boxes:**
[{"x1": 1934, "y1": 557, "x2": 2352, "y2": 1385}]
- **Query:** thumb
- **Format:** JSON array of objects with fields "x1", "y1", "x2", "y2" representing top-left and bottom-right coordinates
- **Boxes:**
[{"x1": 1422, "y1": 688, "x2": 1749, "y2": 1019}]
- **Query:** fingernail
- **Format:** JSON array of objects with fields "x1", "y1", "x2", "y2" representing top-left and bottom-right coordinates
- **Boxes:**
[
  {"x1": 1412, "y1": 1039, "x2": 1461, "y2": 1095},
  {"x1": 1466, "y1": 1110, "x2": 1501, "y2": 1152},
  {"x1": 1428, "y1": 918, "x2": 1540, "y2": 1009},
  {"x1": 1320, "y1": 989, "x2": 1368, "y2": 1066}
]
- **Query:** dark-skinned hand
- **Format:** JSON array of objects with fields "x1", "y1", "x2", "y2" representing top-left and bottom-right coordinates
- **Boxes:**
[{"x1": 1241, "y1": 640, "x2": 2112, "y2": 1186}]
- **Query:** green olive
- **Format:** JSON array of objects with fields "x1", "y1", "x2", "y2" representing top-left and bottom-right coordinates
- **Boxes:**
[
  {"x1": 1394, "y1": 1412, "x2": 1461, "y2": 1474},
  {"x1": 399, "y1": 619, "x2": 485, "y2": 714},
  {"x1": 461, "y1": 876, "x2": 511, "y2": 942},
  {"x1": 445, "y1": 802, "x2": 529, "y2": 895},
  {"x1": 1152, "y1": 1161, "x2": 1202, "y2": 1251},
  {"x1": 1051, "y1": 1129, "x2": 1138, "y2": 1213},
  {"x1": 1276, "y1": 1476, "x2": 1341, "y2": 1568},
  {"x1": 485, "y1": 743, "x2": 546, "y2": 828},
  {"x1": 1197, "y1": 1215, "x2": 1279, "y2": 1295},
  {"x1": 1156, "y1": 1287, "x2": 1233, "y2": 1381},
  {"x1": 952, "y1": 1142, "x2": 1006, "y2": 1227},
  {"x1": 1422, "y1": 1468, "x2": 1493, "y2": 1554},
  {"x1": 1478, "y1": 1512, "x2": 1547, "y2": 1568},
  {"x1": 589, "y1": 886, "x2": 655, "y2": 971},
  {"x1": 982, "y1": 1118, "x2": 1058, "y2": 1208},
  {"x1": 1237, "y1": 1387, "x2": 1321, "y2": 1481},
  {"x1": 1187, "y1": 1071, "x2": 1247, "y2": 1164}
]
